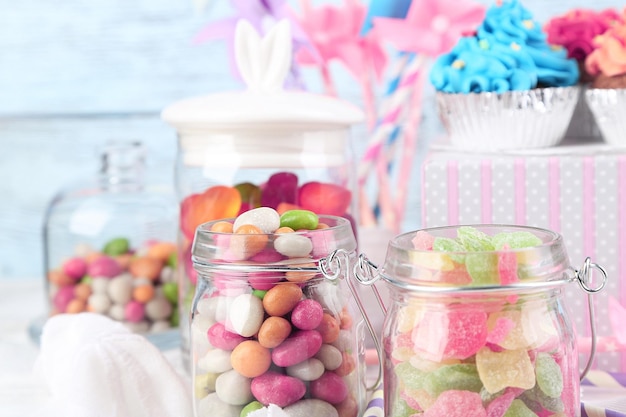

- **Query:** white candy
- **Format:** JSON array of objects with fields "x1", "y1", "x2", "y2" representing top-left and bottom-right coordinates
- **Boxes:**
[
  {"x1": 233, "y1": 207, "x2": 280, "y2": 233},
  {"x1": 107, "y1": 274, "x2": 133, "y2": 304},
  {"x1": 215, "y1": 369, "x2": 253, "y2": 406},
  {"x1": 315, "y1": 344, "x2": 343, "y2": 371},
  {"x1": 215, "y1": 296, "x2": 235, "y2": 324},
  {"x1": 274, "y1": 234, "x2": 313, "y2": 258},
  {"x1": 331, "y1": 329, "x2": 353, "y2": 352},
  {"x1": 284, "y1": 399, "x2": 339, "y2": 417},
  {"x1": 286, "y1": 358, "x2": 325, "y2": 381},
  {"x1": 196, "y1": 296, "x2": 219, "y2": 319},
  {"x1": 197, "y1": 393, "x2": 243, "y2": 417},
  {"x1": 108, "y1": 304, "x2": 126, "y2": 321},
  {"x1": 145, "y1": 296, "x2": 173, "y2": 321},
  {"x1": 91, "y1": 277, "x2": 110, "y2": 294},
  {"x1": 229, "y1": 294, "x2": 264, "y2": 337},
  {"x1": 198, "y1": 349, "x2": 233, "y2": 373},
  {"x1": 125, "y1": 320, "x2": 150, "y2": 333},
  {"x1": 150, "y1": 320, "x2": 171, "y2": 333},
  {"x1": 160, "y1": 266, "x2": 175, "y2": 283},
  {"x1": 87, "y1": 293, "x2": 111, "y2": 314}
]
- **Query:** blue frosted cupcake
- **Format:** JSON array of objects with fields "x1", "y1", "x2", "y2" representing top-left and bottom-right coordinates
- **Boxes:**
[{"x1": 430, "y1": 0, "x2": 580, "y2": 151}]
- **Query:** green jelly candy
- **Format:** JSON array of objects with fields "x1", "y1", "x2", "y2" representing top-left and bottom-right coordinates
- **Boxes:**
[
  {"x1": 235, "y1": 182, "x2": 262, "y2": 209},
  {"x1": 162, "y1": 282, "x2": 178, "y2": 305},
  {"x1": 167, "y1": 251, "x2": 177, "y2": 268},
  {"x1": 466, "y1": 253, "x2": 499, "y2": 285},
  {"x1": 395, "y1": 362, "x2": 426, "y2": 390},
  {"x1": 520, "y1": 385, "x2": 564, "y2": 413},
  {"x1": 80, "y1": 275, "x2": 93, "y2": 285},
  {"x1": 433, "y1": 237, "x2": 466, "y2": 263},
  {"x1": 423, "y1": 363, "x2": 482, "y2": 397},
  {"x1": 280, "y1": 209, "x2": 319, "y2": 230},
  {"x1": 504, "y1": 399, "x2": 539, "y2": 417},
  {"x1": 392, "y1": 398, "x2": 419, "y2": 417},
  {"x1": 103, "y1": 237, "x2": 130, "y2": 256},
  {"x1": 457, "y1": 226, "x2": 495, "y2": 252},
  {"x1": 535, "y1": 353, "x2": 563, "y2": 398},
  {"x1": 241, "y1": 401, "x2": 264, "y2": 417},
  {"x1": 493, "y1": 231, "x2": 542, "y2": 250},
  {"x1": 252, "y1": 289, "x2": 267, "y2": 300}
]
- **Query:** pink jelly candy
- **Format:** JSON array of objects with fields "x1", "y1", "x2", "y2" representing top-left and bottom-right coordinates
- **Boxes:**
[
  {"x1": 424, "y1": 390, "x2": 486, "y2": 417},
  {"x1": 251, "y1": 372, "x2": 306, "y2": 407},
  {"x1": 413, "y1": 309, "x2": 487, "y2": 361},
  {"x1": 261, "y1": 172, "x2": 298, "y2": 209},
  {"x1": 310, "y1": 371, "x2": 349, "y2": 405},
  {"x1": 207, "y1": 323, "x2": 247, "y2": 350},
  {"x1": 412, "y1": 231, "x2": 436, "y2": 250},
  {"x1": 485, "y1": 388, "x2": 521, "y2": 417},
  {"x1": 486, "y1": 317, "x2": 516, "y2": 345},
  {"x1": 88, "y1": 256, "x2": 122, "y2": 278},
  {"x1": 298, "y1": 182, "x2": 351, "y2": 216},
  {"x1": 498, "y1": 245, "x2": 519, "y2": 285},
  {"x1": 63, "y1": 257, "x2": 88, "y2": 280}
]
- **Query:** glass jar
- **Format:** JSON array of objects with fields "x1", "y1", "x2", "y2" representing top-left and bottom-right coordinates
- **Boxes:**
[
  {"x1": 42, "y1": 141, "x2": 179, "y2": 337},
  {"x1": 354, "y1": 225, "x2": 607, "y2": 417},
  {"x1": 190, "y1": 216, "x2": 367, "y2": 417}
]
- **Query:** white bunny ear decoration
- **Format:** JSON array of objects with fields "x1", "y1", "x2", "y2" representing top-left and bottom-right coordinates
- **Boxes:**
[{"x1": 235, "y1": 19, "x2": 292, "y2": 93}]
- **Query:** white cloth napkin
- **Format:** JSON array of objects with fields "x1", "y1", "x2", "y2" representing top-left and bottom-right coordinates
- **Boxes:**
[{"x1": 32, "y1": 313, "x2": 192, "y2": 417}]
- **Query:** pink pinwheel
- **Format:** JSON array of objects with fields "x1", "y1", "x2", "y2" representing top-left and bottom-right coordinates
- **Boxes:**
[
  {"x1": 373, "y1": 0, "x2": 486, "y2": 56},
  {"x1": 194, "y1": 0, "x2": 315, "y2": 88}
]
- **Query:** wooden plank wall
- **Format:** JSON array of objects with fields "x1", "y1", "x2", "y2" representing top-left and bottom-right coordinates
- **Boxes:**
[{"x1": 0, "y1": 0, "x2": 620, "y2": 278}]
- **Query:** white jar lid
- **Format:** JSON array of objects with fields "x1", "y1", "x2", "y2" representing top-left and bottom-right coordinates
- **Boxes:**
[{"x1": 161, "y1": 19, "x2": 364, "y2": 132}]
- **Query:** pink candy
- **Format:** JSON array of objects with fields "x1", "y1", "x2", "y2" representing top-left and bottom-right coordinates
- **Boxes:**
[
  {"x1": 497, "y1": 245, "x2": 519, "y2": 285},
  {"x1": 291, "y1": 299, "x2": 324, "y2": 330},
  {"x1": 88, "y1": 256, "x2": 122, "y2": 278},
  {"x1": 272, "y1": 330, "x2": 323, "y2": 367},
  {"x1": 207, "y1": 323, "x2": 247, "y2": 350},
  {"x1": 251, "y1": 372, "x2": 306, "y2": 407},
  {"x1": 248, "y1": 271, "x2": 281, "y2": 291},
  {"x1": 310, "y1": 371, "x2": 348, "y2": 405},
  {"x1": 63, "y1": 257, "x2": 88, "y2": 280},
  {"x1": 53, "y1": 286, "x2": 75, "y2": 312},
  {"x1": 424, "y1": 390, "x2": 486, "y2": 417},
  {"x1": 124, "y1": 300, "x2": 145, "y2": 323}
]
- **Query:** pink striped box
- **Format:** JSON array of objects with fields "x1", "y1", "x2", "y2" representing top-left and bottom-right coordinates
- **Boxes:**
[{"x1": 422, "y1": 144, "x2": 626, "y2": 372}]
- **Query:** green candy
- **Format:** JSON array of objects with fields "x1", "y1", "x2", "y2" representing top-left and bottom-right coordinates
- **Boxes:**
[
  {"x1": 252, "y1": 289, "x2": 267, "y2": 300},
  {"x1": 103, "y1": 237, "x2": 130, "y2": 256},
  {"x1": 520, "y1": 385, "x2": 564, "y2": 413},
  {"x1": 395, "y1": 362, "x2": 426, "y2": 390},
  {"x1": 465, "y1": 253, "x2": 499, "y2": 285},
  {"x1": 241, "y1": 401, "x2": 264, "y2": 417},
  {"x1": 169, "y1": 306, "x2": 179, "y2": 327},
  {"x1": 162, "y1": 282, "x2": 178, "y2": 305},
  {"x1": 457, "y1": 226, "x2": 495, "y2": 252},
  {"x1": 535, "y1": 353, "x2": 563, "y2": 398},
  {"x1": 80, "y1": 275, "x2": 93, "y2": 285},
  {"x1": 492, "y1": 231, "x2": 542, "y2": 250},
  {"x1": 235, "y1": 182, "x2": 262, "y2": 209},
  {"x1": 167, "y1": 251, "x2": 177, "y2": 268},
  {"x1": 423, "y1": 364, "x2": 482, "y2": 397},
  {"x1": 503, "y1": 399, "x2": 539, "y2": 417},
  {"x1": 392, "y1": 398, "x2": 419, "y2": 417},
  {"x1": 280, "y1": 209, "x2": 319, "y2": 230},
  {"x1": 432, "y1": 237, "x2": 466, "y2": 264}
]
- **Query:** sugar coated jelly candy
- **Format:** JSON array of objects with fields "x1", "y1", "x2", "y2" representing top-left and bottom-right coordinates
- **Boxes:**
[
  {"x1": 298, "y1": 182, "x2": 351, "y2": 217},
  {"x1": 423, "y1": 390, "x2": 486, "y2": 417},
  {"x1": 457, "y1": 226, "x2": 495, "y2": 252},
  {"x1": 432, "y1": 237, "x2": 466, "y2": 264},
  {"x1": 498, "y1": 246, "x2": 519, "y2": 285},
  {"x1": 535, "y1": 353, "x2": 563, "y2": 398},
  {"x1": 492, "y1": 232, "x2": 542, "y2": 250},
  {"x1": 180, "y1": 186, "x2": 241, "y2": 239},
  {"x1": 503, "y1": 399, "x2": 538, "y2": 417},
  {"x1": 422, "y1": 363, "x2": 482, "y2": 397},
  {"x1": 260, "y1": 172, "x2": 298, "y2": 209},
  {"x1": 412, "y1": 230, "x2": 436, "y2": 250},
  {"x1": 476, "y1": 347, "x2": 535, "y2": 394},
  {"x1": 395, "y1": 361, "x2": 426, "y2": 390},
  {"x1": 465, "y1": 253, "x2": 499, "y2": 285}
]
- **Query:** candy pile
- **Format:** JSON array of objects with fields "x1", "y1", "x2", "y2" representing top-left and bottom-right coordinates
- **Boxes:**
[
  {"x1": 191, "y1": 208, "x2": 360, "y2": 417},
  {"x1": 388, "y1": 226, "x2": 577, "y2": 417},
  {"x1": 47, "y1": 238, "x2": 179, "y2": 333}
]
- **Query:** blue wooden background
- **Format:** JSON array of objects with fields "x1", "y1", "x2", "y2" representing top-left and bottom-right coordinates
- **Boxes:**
[{"x1": 1, "y1": 0, "x2": 619, "y2": 279}]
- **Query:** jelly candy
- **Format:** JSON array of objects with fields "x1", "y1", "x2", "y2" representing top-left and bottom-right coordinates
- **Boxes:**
[
  {"x1": 413, "y1": 309, "x2": 487, "y2": 361},
  {"x1": 234, "y1": 182, "x2": 262, "y2": 214},
  {"x1": 298, "y1": 182, "x2": 351, "y2": 216},
  {"x1": 409, "y1": 252, "x2": 455, "y2": 273},
  {"x1": 492, "y1": 232, "x2": 542, "y2": 250},
  {"x1": 502, "y1": 399, "x2": 538, "y2": 417},
  {"x1": 484, "y1": 388, "x2": 518, "y2": 417},
  {"x1": 423, "y1": 390, "x2": 486, "y2": 417},
  {"x1": 486, "y1": 317, "x2": 515, "y2": 345},
  {"x1": 261, "y1": 172, "x2": 298, "y2": 209},
  {"x1": 280, "y1": 209, "x2": 319, "y2": 230},
  {"x1": 519, "y1": 385, "x2": 564, "y2": 414},
  {"x1": 181, "y1": 186, "x2": 242, "y2": 239},
  {"x1": 535, "y1": 353, "x2": 563, "y2": 398},
  {"x1": 436, "y1": 267, "x2": 473, "y2": 285},
  {"x1": 457, "y1": 226, "x2": 495, "y2": 252},
  {"x1": 432, "y1": 237, "x2": 466, "y2": 263},
  {"x1": 392, "y1": 398, "x2": 420, "y2": 417},
  {"x1": 395, "y1": 362, "x2": 426, "y2": 390},
  {"x1": 498, "y1": 246, "x2": 519, "y2": 285},
  {"x1": 412, "y1": 231, "x2": 436, "y2": 250},
  {"x1": 103, "y1": 237, "x2": 130, "y2": 256},
  {"x1": 403, "y1": 388, "x2": 435, "y2": 411},
  {"x1": 422, "y1": 364, "x2": 482, "y2": 397},
  {"x1": 466, "y1": 253, "x2": 499, "y2": 285},
  {"x1": 476, "y1": 347, "x2": 535, "y2": 394},
  {"x1": 487, "y1": 311, "x2": 530, "y2": 350}
]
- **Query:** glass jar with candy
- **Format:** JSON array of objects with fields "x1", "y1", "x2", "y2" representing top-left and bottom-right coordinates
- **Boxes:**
[
  {"x1": 161, "y1": 20, "x2": 364, "y2": 362},
  {"x1": 353, "y1": 225, "x2": 607, "y2": 417},
  {"x1": 190, "y1": 209, "x2": 368, "y2": 417},
  {"x1": 42, "y1": 141, "x2": 179, "y2": 337}
]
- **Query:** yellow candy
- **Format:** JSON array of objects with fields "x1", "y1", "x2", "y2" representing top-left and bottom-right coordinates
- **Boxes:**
[{"x1": 476, "y1": 347, "x2": 535, "y2": 394}]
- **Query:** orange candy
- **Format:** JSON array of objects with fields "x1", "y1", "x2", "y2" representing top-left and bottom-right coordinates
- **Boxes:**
[
  {"x1": 285, "y1": 263, "x2": 317, "y2": 283},
  {"x1": 48, "y1": 269, "x2": 74, "y2": 287},
  {"x1": 210, "y1": 221, "x2": 234, "y2": 233},
  {"x1": 133, "y1": 285, "x2": 155, "y2": 303},
  {"x1": 317, "y1": 313, "x2": 340, "y2": 343},
  {"x1": 146, "y1": 242, "x2": 177, "y2": 262},
  {"x1": 66, "y1": 299, "x2": 86, "y2": 314},
  {"x1": 73, "y1": 283, "x2": 92, "y2": 301},
  {"x1": 180, "y1": 186, "x2": 241, "y2": 239},
  {"x1": 230, "y1": 224, "x2": 269, "y2": 260},
  {"x1": 274, "y1": 226, "x2": 295, "y2": 234},
  {"x1": 334, "y1": 352, "x2": 356, "y2": 377},
  {"x1": 129, "y1": 257, "x2": 163, "y2": 280},
  {"x1": 115, "y1": 253, "x2": 134, "y2": 270},
  {"x1": 276, "y1": 202, "x2": 301, "y2": 215},
  {"x1": 263, "y1": 283, "x2": 303, "y2": 316},
  {"x1": 230, "y1": 341, "x2": 271, "y2": 378},
  {"x1": 258, "y1": 316, "x2": 292, "y2": 348}
]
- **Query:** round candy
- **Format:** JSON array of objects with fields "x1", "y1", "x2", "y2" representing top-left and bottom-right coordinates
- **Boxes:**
[
  {"x1": 229, "y1": 294, "x2": 264, "y2": 337},
  {"x1": 274, "y1": 234, "x2": 313, "y2": 258},
  {"x1": 88, "y1": 256, "x2": 122, "y2": 278},
  {"x1": 215, "y1": 369, "x2": 253, "y2": 406},
  {"x1": 279, "y1": 210, "x2": 319, "y2": 231},
  {"x1": 286, "y1": 358, "x2": 325, "y2": 381},
  {"x1": 291, "y1": 299, "x2": 324, "y2": 330},
  {"x1": 272, "y1": 330, "x2": 323, "y2": 368},
  {"x1": 63, "y1": 257, "x2": 88, "y2": 280},
  {"x1": 233, "y1": 207, "x2": 280, "y2": 234},
  {"x1": 231, "y1": 341, "x2": 271, "y2": 378},
  {"x1": 263, "y1": 283, "x2": 302, "y2": 316},
  {"x1": 207, "y1": 323, "x2": 248, "y2": 351},
  {"x1": 284, "y1": 399, "x2": 338, "y2": 417},
  {"x1": 250, "y1": 372, "x2": 306, "y2": 407},
  {"x1": 257, "y1": 316, "x2": 292, "y2": 348},
  {"x1": 103, "y1": 237, "x2": 130, "y2": 256},
  {"x1": 124, "y1": 300, "x2": 145, "y2": 323},
  {"x1": 310, "y1": 371, "x2": 349, "y2": 405}
]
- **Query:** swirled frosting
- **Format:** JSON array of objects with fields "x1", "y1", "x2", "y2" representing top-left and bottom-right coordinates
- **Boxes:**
[
  {"x1": 586, "y1": 12, "x2": 626, "y2": 78},
  {"x1": 545, "y1": 9, "x2": 621, "y2": 61},
  {"x1": 430, "y1": 37, "x2": 537, "y2": 93}
]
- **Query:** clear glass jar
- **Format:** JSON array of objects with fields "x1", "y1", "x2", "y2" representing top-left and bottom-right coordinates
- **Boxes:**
[
  {"x1": 190, "y1": 216, "x2": 366, "y2": 417},
  {"x1": 43, "y1": 141, "x2": 179, "y2": 336},
  {"x1": 355, "y1": 225, "x2": 606, "y2": 417}
]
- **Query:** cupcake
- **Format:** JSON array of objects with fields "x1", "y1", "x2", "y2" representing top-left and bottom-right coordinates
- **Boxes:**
[
  {"x1": 430, "y1": 0, "x2": 580, "y2": 151},
  {"x1": 584, "y1": 10, "x2": 626, "y2": 146}
]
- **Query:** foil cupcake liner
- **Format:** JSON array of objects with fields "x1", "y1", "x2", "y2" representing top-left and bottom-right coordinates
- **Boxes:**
[
  {"x1": 585, "y1": 88, "x2": 626, "y2": 147},
  {"x1": 435, "y1": 86, "x2": 580, "y2": 151},
  {"x1": 565, "y1": 85, "x2": 602, "y2": 141}
]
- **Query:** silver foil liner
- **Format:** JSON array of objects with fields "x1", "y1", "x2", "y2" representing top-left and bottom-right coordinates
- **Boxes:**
[
  {"x1": 565, "y1": 85, "x2": 602, "y2": 141},
  {"x1": 585, "y1": 88, "x2": 626, "y2": 147},
  {"x1": 435, "y1": 86, "x2": 580, "y2": 151}
]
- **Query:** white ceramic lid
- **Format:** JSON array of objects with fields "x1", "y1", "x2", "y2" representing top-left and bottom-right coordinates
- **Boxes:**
[{"x1": 161, "y1": 19, "x2": 364, "y2": 131}]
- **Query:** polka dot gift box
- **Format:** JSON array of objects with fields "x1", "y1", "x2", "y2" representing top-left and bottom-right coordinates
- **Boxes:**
[{"x1": 422, "y1": 143, "x2": 626, "y2": 372}]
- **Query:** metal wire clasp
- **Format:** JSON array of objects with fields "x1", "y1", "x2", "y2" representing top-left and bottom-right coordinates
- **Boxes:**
[{"x1": 574, "y1": 257, "x2": 608, "y2": 381}]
